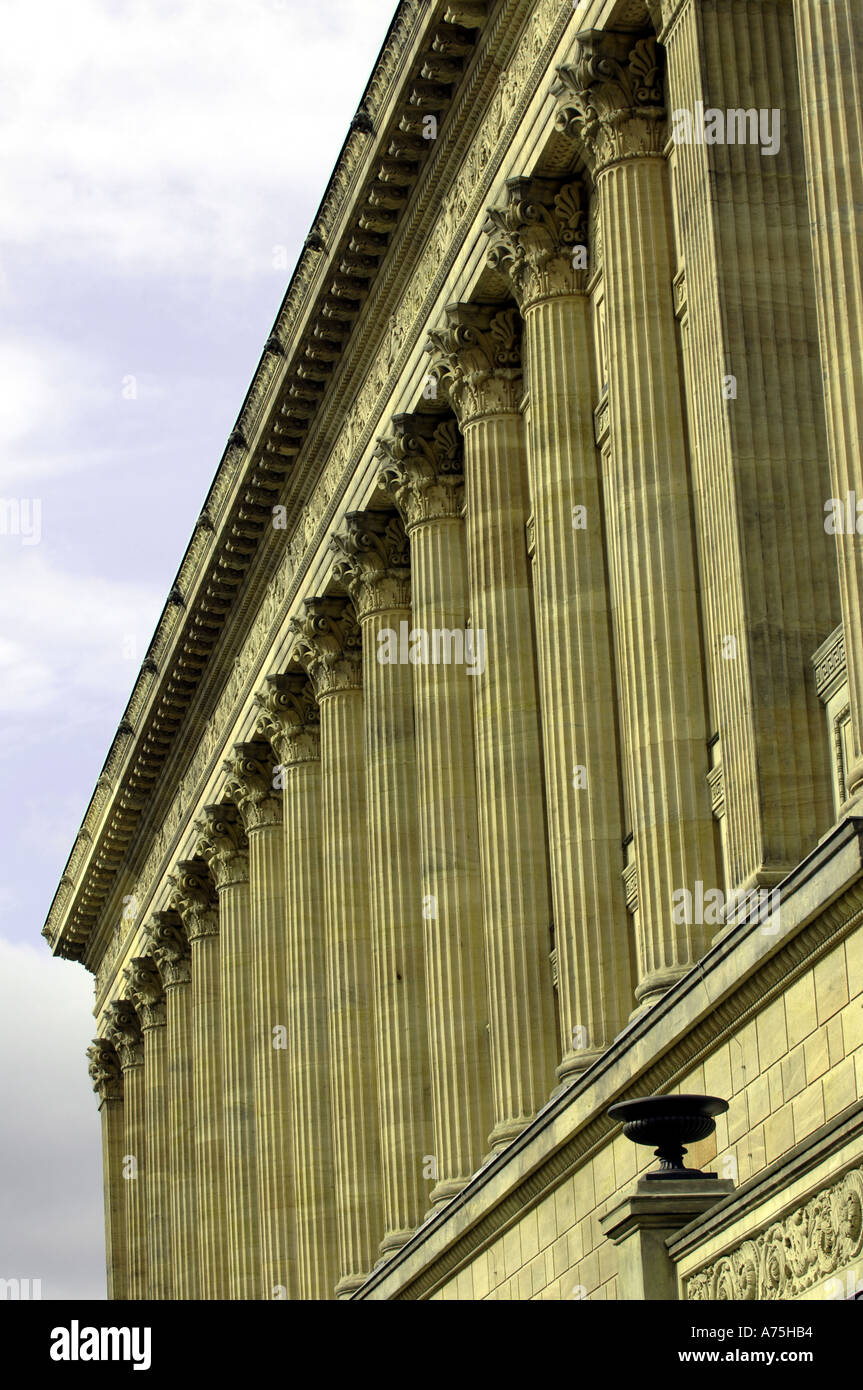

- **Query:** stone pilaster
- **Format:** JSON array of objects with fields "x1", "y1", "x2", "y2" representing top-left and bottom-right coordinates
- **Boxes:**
[
  {"x1": 169, "y1": 858, "x2": 227, "y2": 1299},
  {"x1": 290, "y1": 596, "x2": 382, "y2": 1295},
  {"x1": 86, "y1": 1038, "x2": 126, "y2": 1301},
  {"x1": 555, "y1": 32, "x2": 720, "y2": 1007},
  {"x1": 104, "y1": 998, "x2": 146, "y2": 1300},
  {"x1": 224, "y1": 741, "x2": 287, "y2": 1300},
  {"x1": 792, "y1": 0, "x2": 863, "y2": 804},
  {"x1": 377, "y1": 413, "x2": 492, "y2": 1199},
  {"x1": 146, "y1": 910, "x2": 196, "y2": 1300},
  {"x1": 330, "y1": 512, "x2": 433, "y2": 1252},
  {"x1": 195, "y1": 799, "x2": 255, "y2": 1299},
  {"x1": 485, "y1": 176, "x2": 633, "y2": 1076},
  {"x1": 124, "y1": 955, "x2": 170, "y2": 1301},
  {"x1": 645, "y1": 0, "x2": 839, "y2": 900},
  {"x1": 256, "y1": 672, "x2": 338, "y2": 1299},
  {"x1": 427, "y1": 304, "x2": 559, "y2": 1146}
]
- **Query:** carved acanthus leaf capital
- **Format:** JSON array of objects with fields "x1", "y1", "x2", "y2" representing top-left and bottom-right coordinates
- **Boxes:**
[
  {"x1": 485, "y1": 177, "x2": 590, "y2": 306},
  {"x1": 123, "y1": 955, "x2": 167, "y2": 1030},
  {"x1": 290, "y1": 597, "x2": 363, "y2": 698},
  {"x1": 86, "y1": 1038, "x2": 123, "y2": 1103},
  {"x1": 168, "y1": 860, "x2": 219, "y2": 941},
  {"x1": 223, "y1": 741, "x2": 283, "y2": 831},
  {"x1": 426, "y1": 303, "x2": 523, "y2": 426},
  {"x1": 330, "y1": 511, "x2": 411, "y2": 619},
  {"x1": 554, "y1": 31, "x2": 666, "y2": 174},
  {"x1": 104, "y1": 998, "x2": 144, "y2": 1070},
  {"x1": 254, "y1": 673, "x2": 320, "y2": 766},
  {"x1": 194, "y1": 804, "x2": 250, "y2": 889},
  {"x1": 145, "y1": 911, "x2": 191, "y2": 988},
  {"x1": 376, "y1": 414, "x2": 464, "y2": 530}
]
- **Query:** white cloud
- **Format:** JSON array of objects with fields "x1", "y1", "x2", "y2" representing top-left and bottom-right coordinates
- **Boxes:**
[
  {"x1": 0, "y1": 0, "x2": 399, "y2": 277},
  {"x1": 0, "y1": 936, "x2": 104, "y2": 1299},
  {"x1": 0, "y1": 548, "x2": 163, "y2": 733}
]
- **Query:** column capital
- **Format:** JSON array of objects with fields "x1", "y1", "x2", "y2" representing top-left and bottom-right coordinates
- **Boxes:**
[
  {"x1": 426, "y1": 303, "x2": 522, "y2": 426},
  {"x1": 168, "y1": 860, "x2": 219, "y2": 941},
  {"x1": 195, "y1": 804, "x2": 250, "y2": 888},
  {"x1": 290, "y1": 596, "x2": 363, "y2": 698},
  {"x1": 104, "y1": 998, "x2": 144, "y2": 1070},
  {"x1": 124, "y1": 955, "x2": 167, "y2": 1030},
  {"x1": 145, "y1": 910, "x2": 191, "y2": 988},
  {"x1": 330, "y1": 511, "x2": 411, "y2": 620},
  {"x1": 484, "y1": 177, "x2": 590, "y2": 308},
  {"x1": 223, "y1": 740, "x2": 283, "y2": 831},
  {"x1": 376, "y1": 414, "x2": 464, "y2": 531},
  {"x1": 554, "y1": 31, "x2": 666, "y2": 174},
  {"x1": 254, "y1": 672, "x2": 321, "y2": 766},
  {"x1": 87, "y1": 1037, "x2": 123, "y2": 1103}
]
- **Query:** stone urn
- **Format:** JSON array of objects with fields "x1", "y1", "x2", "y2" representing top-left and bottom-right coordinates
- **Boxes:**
[{"x1": 607, "y1": 1094, "x2": 729, "y2": 1180}]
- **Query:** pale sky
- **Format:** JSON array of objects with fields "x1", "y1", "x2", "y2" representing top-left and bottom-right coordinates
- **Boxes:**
[{"x1": 0, "y1": 0, "x2": 398, "y2": 1300}]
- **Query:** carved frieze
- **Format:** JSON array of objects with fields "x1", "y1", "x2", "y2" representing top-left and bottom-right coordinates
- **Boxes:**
[{"x1": 686, "y1": 1166, "x2": 863, "y2": 1300}]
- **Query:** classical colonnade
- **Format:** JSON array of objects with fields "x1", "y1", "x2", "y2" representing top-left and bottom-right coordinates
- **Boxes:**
[{"x1": 85, "y1": 6, "x2": 863, "y2": 1301}]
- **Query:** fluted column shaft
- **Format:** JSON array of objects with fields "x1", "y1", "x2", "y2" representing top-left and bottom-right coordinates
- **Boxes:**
[
  {"x1": 124, "y1": 956, "x2": 171, "y2": 1300},
  {"x1": 556, "y1": 37, "x2": 719, "y2": 1005},
  {"x1": 657, "y1": 0, "x2": 838, "y2": 891},
  {"x1": 331, "y1": 512, "x2": 432, "y2": 1252},
  {"x1": 166, "y1": 981, "x2": 196, "y2": 1299},
  {"x1": 170, "y1": 861, "x2": 228, "y2": 1299},
  {"x1": 105, "y1": 1001, "x2": 146, "y2": 1299},
  {"x1": 87, "y1": 1040, "x2": 127, "y2": 1300},
  {"x1": 291, "y1": 598, "x2": 382, "y2": 1298},
  {"x1": 793, "y1": 0, "x2": 863, "y2": 800},
  {"x1": 429, "y1": 305, "x2": 558, "y2": 1145},
  {"x1": 486, "y1": 177, "x2": 633, "y2": 1076},
  {"x1": 257, "y1": 674, "x2": 338, "y2": 1299},
  {"x1": 378, "y1": 416, "x2": 492, "y2": 1198},
  {"x1": 123, "y1": 1062, "x2": 147, "y2": 1299}
]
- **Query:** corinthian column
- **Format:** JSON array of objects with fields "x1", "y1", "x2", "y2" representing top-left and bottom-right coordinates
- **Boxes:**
[
  {"x1": 146, "y1": 911, "x2": 196, "y2": 1300},
  {"x1": 427, "y1": 305, "x2": 558, "y2": 1146},
  {"x1": 291, "y1": 596, "x2": 382, "y2": 1296},
  {"x1": 330, "y1": 512, "x2": 432, "y2": 1251},
  {"x1": 223, "y1": 742, "x2": 287, "y2": 1300},
  {"x1": 124, "y1": 956, "x2": 171, "y2": 1300},
  {"x1": 195, "y1": 801, "x2": 256, "y2": 1299},
  {"x1": 555, "y1": 33, "x2": 719, "y2": 1006},
  {"x1": 485, "y1": 177, "x2": 633, "y2": 1077},
  {"x1": 645, "y1": 0, "x2": 839, "y2": 896},
  {"x1": 256, "y1": 673, "x2": 337, "y2": 1299},
  {"x1": 169, "y1": 861, "x2": 227, "y2": 1298},
  {"x1": 792, "y1": 0, "x2": 863, "y2": 804},
  {"x1": 86, "y1": 1038, "x2": 127, "y2": 1300},
  {"x1": 104, "y1": 999, "x2": 146, "y2": 1299},
  {"x1": 376, "y1": 414, "x2": 492, "y2": 1199}
]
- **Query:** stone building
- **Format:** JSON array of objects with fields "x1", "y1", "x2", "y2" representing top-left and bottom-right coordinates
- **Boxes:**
[{"x1": 46, "y1": 0, "x2": 863, "y2": 1301}]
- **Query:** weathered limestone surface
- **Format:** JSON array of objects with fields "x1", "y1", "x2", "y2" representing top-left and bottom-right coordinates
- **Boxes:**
[
  {"x1": 104, "y1": 999, "x2": 146, "y2": 1300},
  {"x1": 124, "y1": 956, "x2": 171, "y2": 1300}
]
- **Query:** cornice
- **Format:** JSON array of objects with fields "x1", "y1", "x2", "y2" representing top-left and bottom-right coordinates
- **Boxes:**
[{"x1": 51, "y1": 0, "x2": 581, "y2": 977}]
